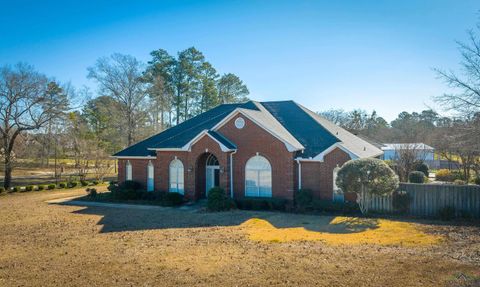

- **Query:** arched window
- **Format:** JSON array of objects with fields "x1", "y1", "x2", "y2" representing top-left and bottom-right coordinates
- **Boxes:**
[
  {"x1": 147, "y1": 161, "x2": 154, "y2": 192},
  {"x1": 169, "y1": 158, "x2": 184, "y2": 194},
  {"x1": 206, "y1": 154, "x2": 219, "y2": 166},
  {"x1": 245, "y1": 155, "x2": 272, "y2": 197},
  {"x1": 126, "y1": 160, "x2": 132, "y2": 181}
]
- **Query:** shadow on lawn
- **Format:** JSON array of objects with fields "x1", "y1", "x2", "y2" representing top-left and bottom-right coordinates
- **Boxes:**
[{"x1": 69, "y1": 201, "x2": 380, "y2": 234}]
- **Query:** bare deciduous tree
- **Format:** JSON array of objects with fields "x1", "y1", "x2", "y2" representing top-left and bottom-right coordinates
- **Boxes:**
[
  {"x1": 392, "y1": 144, "x2": 427, "y2": 182},
  {"x1": 0, "y1": 63, "x2": 68, "y2": 188},
  {"x1": 435, "y1": 24, "x2": 480, "y2": 116},
  {"x1": 88, "y1": 54, "x2": 148, "y2": 146}
]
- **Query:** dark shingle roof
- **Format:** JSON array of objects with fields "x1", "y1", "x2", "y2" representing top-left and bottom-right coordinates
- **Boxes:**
[
  {"x1": 114, "y1": 100, "x2": 383, "y2": 159},
  {"x1": 113, "y1": 103, "x2": 251, "y2": 157},
  {"x1": 260, "y1": 101, "x2": 340, "y2": 158},
  {"x1": 208, "y1": 130, "x2": 237, "y2": 150}
]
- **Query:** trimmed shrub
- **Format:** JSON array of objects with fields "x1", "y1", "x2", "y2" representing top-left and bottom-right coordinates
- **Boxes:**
[
  {"x1": 67, "y1": 181, "x2": 79, "y2": 188},
  {"x1": 454, "y1": 179, "x2": 467, "y2": 185},
  {"x1": 235, "y1": 197, "x2": 288, "y2": 211},
  {"x1": 408, "y1": 171, "x2": 425, "y2": 183},
  {"x1": 414, "y1": 161, "x2": 429, "y2": 177},
  {"x1": 37, "y1": 185, "x2": 45, "y2": 191},
  {"x1": 12, "y1": 186, "x2": 20, "y2": 192},
  {"x1": 0, "y1": 187, "x2": 5, "y2": 193},
  {"x1": 58, "y1": 182, "x2": 67, "y2": 189},
  {"x1": 25, "y1": 185, "x2": 34, "y2": 192},
  {"x1": 80, "y1": 180, "x2": 90, "y2": 187},
  {"x1": 295, "y1": 189, "x2": 313, "y2": 211},
  {"x1": 435, "y1": 169, "x2": 453, "y2": 182},
  {"x1": 119, "y1": 180, "x2": 141, "y2": 190},
  {"x1": 92, "y1": 180, "x2": 100, "y2": 185},
  {"x1": 392, "y1": 190, "x2": 411, "y2": 214},
  {"x1": 207, "y1": 187, "x2": 232, "y2": 211},
  {"x1": 86, "y1": 188, "x2": 97, "y2": 198},
  {"x1": 110, "y1": 180, "x2": 144, "y2": 200},
  {"x1": 162, "y1": 192, "x2": 184, "y2": 206},
  {"x1": 47, "y1": 184, "x2": 56, "y2": 190},
  {"x1": 438, "y1": 206, "x2": 456, "y2": 221}
]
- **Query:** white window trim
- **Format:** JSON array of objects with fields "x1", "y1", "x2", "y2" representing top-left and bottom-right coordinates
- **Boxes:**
[
  {"x1": 332, "y1": 165, "x2": 344, "y2": 202},
  {"x1": 147, "y1": 160, "x2": 154, "y2": 192},
  {"x1": 169, "y1": 158, "x2": 184, "y2": 194},
  {"x1": 245, "y1": 155, "x2": 272, "y2": 198},
  {"x1": 126, "y1": 160, "x2": 132, "y2": 181}
]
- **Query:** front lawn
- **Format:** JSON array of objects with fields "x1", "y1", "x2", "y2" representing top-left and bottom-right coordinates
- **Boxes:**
[{"x1": 0, "y1": 189, "x2": 478, "y2": 286}]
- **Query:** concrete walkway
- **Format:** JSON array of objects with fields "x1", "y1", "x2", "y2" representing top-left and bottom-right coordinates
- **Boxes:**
[{"x1": 46, "y1": 196, "x2": 205, "y2": 212}]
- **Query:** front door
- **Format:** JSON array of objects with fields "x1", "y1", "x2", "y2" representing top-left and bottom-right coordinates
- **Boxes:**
[{"x1": 206, "y1": 166, "x2": 220, "y2": 196}]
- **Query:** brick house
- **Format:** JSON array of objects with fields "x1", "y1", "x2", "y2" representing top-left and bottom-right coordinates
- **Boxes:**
[{"x1": 113, "y1": 101, "x2": 383, "y2": 202}]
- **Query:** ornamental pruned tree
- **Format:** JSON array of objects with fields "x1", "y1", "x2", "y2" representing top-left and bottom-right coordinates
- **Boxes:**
[{"x1": 336, "y1": 158, "x2": 399, "y2": 214}]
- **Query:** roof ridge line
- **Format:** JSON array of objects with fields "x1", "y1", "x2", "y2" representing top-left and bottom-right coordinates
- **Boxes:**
[{"x1": 151, "y1": 108, "x2": 237, "y2": 147}]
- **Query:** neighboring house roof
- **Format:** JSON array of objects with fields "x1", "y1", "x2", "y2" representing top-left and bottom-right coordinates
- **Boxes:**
[
  {"x1": 113, "y1": 100, "x2": 384, "y2": 160},
  {"x1": 381, "y1": 143, "x2": 434, "y2": 151}
]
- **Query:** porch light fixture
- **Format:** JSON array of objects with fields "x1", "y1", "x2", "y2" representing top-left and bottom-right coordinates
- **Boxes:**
[
  {"x1": 188, "y1": 166, "x2": 193, "y2": 172},
  {"x1": 220, "y1": 166, "x2": 224, "y2": 173}
]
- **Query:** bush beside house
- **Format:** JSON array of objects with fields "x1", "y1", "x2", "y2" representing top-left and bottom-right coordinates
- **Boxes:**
[
  {"x1": 409, "y1": 171, "x2": 425, "y2": 183},
  {"x1": 207, "y1": 187, "x2": 233, "y2": 211}
]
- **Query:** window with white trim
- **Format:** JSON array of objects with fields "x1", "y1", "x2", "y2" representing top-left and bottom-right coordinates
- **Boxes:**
[
  {"x1": 126, "y1": 160, "x2": 132, "y2": 181},
  {"x1": 333, "y1": 166, "x2": 344, "y2": 202},
  {"x1": 147, "y1": 161, "x2": 154, "y2": 192},
  {"x1": 245, "y1": 155, "x2": 272, "y2": 197},
  {"x1": 169, "y1": 159, "x2": 184, "y2": 194}
]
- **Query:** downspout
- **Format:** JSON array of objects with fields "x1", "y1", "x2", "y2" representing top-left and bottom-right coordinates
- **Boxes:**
[
  {"x1": 230, "y1": 150, "x2": 237, "y2": 198},
  {"x1": 296, "y1": 159, "x2": 302, "y2": 190}
]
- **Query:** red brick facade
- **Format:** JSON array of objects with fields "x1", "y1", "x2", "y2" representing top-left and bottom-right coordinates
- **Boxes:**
[
  {"x1": 299, "y1": 147, "x2": 355, "y2": 201},
  {"x1": 117, "y1": 112, "x2": 354, "y2": 202}
]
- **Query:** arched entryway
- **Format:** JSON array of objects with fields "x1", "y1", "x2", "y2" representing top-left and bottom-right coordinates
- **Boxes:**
[{"x1": 195, "y1": 152, "x2": 220, "y2": 198}]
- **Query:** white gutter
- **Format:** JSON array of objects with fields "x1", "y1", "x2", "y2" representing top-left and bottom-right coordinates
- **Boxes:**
[
  {"x1": 111, "y1": 156, "x2": 157, "y2": 159},
  {"x1": 230, "y1": 150, "x2": 237, "y2": 198},
  {"x1": 296, "y1": 159, "x2": 302, "y2": 190}
]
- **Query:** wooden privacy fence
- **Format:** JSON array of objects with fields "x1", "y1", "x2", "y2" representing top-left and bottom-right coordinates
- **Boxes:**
[{"x1": 369, "y1": 183, "x2": 480, "y2": 218}]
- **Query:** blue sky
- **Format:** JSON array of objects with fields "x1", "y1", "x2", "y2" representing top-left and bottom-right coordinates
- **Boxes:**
[{"x1": 1, "y1": 0, "x2": 478, "y2": 121}]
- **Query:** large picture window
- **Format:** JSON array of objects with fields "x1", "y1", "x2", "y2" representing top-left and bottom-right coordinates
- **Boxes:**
[
  {"x1": 245, "y1": 155, "x2": 272, "y2": 197},
  {"x1": 169, "y1": 159, "x2": 184, "y2": 194}
]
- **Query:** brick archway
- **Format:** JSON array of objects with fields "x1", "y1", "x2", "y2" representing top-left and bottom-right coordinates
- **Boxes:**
[{"x1": 195, "y1": 152, "x2": 220, "y2": 199}]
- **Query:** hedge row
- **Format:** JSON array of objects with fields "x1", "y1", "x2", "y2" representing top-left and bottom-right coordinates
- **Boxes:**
[{"x1": 0, "y1": 180, "x2": 102, "y2": 194}]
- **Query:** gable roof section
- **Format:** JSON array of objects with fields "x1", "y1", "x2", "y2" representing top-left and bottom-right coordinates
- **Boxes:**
[
  {"x1": 212, "y1": 101, "x2": 304, "y2": 152},
  {"x1": 113, "y1": 103, "x2": 252, "y2": 157},
  {"x1": 297, "y1": 103, "x2": 384, "y2": 159},
  {"x1": 261, "y1": 101, "x2": 340, "y2": 158},
  {"x1": 208, "y1": 130, "x2": 237, "y2": 150}
]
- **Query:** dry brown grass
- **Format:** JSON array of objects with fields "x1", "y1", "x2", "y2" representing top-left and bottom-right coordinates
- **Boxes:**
[{"x1": 0, "y1": 189, "x2": 479, "y2": 286}]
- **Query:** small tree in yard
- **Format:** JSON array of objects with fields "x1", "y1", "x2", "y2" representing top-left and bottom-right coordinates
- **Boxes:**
[{"x1": 336, "y1": 158, "x2": 399, "y2": 214}]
